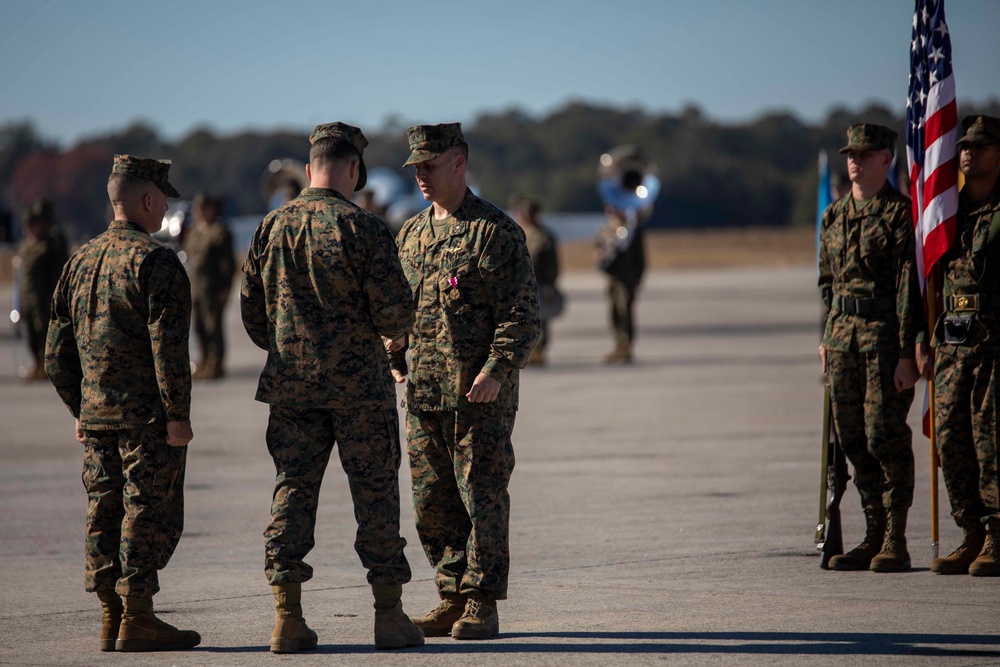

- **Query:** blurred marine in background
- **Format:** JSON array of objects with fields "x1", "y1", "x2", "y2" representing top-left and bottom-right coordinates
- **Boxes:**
[
  {"x1": 594, "y1": 146, "x2": 658, "y2": 364},
  {"x1": 183, "y1": 192, "x2": 235, "y2": 380},
  {"x1": 511, "y1": 196, "x2": 561, "y2": 366},
  {"x1": 16, "y1": 198, "x2": 68, "y2": 380}
]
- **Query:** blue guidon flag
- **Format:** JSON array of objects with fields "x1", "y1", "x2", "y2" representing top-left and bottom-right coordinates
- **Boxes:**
[{"x1": 906, "y1": 0, "x2": 958, "y2": 286}]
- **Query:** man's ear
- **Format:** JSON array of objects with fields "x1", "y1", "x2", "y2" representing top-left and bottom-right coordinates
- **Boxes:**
[{"x1": 305, "y1": 162, "x2": 312, "y2": 181}]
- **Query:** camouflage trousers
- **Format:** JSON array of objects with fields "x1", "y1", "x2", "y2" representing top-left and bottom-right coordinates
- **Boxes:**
[
  {"x1": 607, "y1": 278, "x2": 638, "y2": 347},
  {"x1": 827, "y1": 349, "x2": 915, "y2": 510},
  {"x1": 192, "y1": 292, "x2": 226, "y2": 367},
  {"x1": 934, "y1": 343, "x2": 999, "y2": 525},
  {"x1": 23, "y1": 305, "x2": 48, "y2": 368},
  {"x1": 406, "y1": 405, "x2": 516, "y2": 601},
  {"x1": 263, "y1": 405, "x2": 411, "y2": 586},
  {"x1": 81, "y1": 423, "x2": 187, "y2": 598}
]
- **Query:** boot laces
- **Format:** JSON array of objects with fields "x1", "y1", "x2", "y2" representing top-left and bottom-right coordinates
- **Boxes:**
[
  {"x1": 432, "y1": 599, "x2": 460, "y2": 619},
  {"x1": 465, "y1": 597, "x2": 484, "y2": 618}
]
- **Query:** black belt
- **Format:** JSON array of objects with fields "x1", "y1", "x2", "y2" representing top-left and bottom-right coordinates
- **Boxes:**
[
  {"x1": 832, "y1": 294, "x2": 894, "y2": 316},
  {"x1": 947, "y1": 293, "x2": 1000, "y2": 313}
]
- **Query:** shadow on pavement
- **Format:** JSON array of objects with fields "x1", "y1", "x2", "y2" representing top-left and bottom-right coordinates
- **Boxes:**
[{"x1": 196, "y1": 631, "x2": 1000, "y2": 656}]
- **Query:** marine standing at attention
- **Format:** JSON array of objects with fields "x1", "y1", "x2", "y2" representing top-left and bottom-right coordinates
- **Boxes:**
[
  {"x1": 817, "y1": 123, "x2": 928, "y2": 573},
  {"x1": 929, "y1": 115, "x2": 1000, "y2": 577}
]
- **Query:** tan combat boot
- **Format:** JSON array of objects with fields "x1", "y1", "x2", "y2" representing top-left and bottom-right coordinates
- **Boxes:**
[
  {"x1": 451, "y1": 591, "x2": 499, "y2": 640},
  {"x1": 95, "y1": 588, "x2": 123, "y2": 652},
  {"x1": 931, "y1": 520, "x2": 986, "y2": 574},
  {"x1": 870, "y1": 508, "x2": 911, "y2": 572},
  {"x1": 193, "y1": 357, "x2": 223, "y2": 380},
  {"x1": 115, "y1": 596, "x2": 201, "y2": 652},
  {"x1": 410, "y1": 594, "x2": 466, "y2": 637},
  {"x1": 829, "y1": 507, "x2": 885, "y2": 571},
  {"x1": 372, "y1": 584, "x2": 424, "y2": 650},
  {"x1": 969, "y1": 521, "x2": 1000, "y2": 577},
  {"x1": 270, "y1": 582, "x2": 318, "y2": 654},
  {"x1": 602, "y1": 340, "x2": 632, "y2": 364}
]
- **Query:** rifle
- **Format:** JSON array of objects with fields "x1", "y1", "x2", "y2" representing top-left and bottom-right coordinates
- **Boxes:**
[{"x1": 815, "y1": 383, "x2": 849, "y2": 569}]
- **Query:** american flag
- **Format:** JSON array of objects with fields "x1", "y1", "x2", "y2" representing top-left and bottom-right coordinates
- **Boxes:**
[{"x1": 906, "y1": 0, "x2": 958, "y2": 284}]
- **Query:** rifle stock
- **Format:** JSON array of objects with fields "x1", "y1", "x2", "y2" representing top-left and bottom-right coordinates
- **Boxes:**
[{"x1": 816, "y1": 384, "x2": 850, "y2": 569}]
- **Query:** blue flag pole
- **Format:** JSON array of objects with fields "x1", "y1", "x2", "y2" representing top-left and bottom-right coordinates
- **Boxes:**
[{"x1": 816, "y1": 149, "x2": 831, "y2": 266}]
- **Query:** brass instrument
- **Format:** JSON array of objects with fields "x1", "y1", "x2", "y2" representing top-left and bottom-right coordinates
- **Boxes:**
[
  {"x1": 261, "y1": 158, "x2": 309, "y2": 211},
  {"x1": 596, "y1": 146, "x2": 660, "y2": 275}
]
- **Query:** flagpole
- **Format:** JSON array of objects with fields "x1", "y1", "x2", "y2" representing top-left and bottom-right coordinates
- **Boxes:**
[{"x1": 926, "y1": 268, "x2": 939, "y2": 561}]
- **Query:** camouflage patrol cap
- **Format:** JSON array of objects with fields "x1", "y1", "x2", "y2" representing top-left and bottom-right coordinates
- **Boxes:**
[
  {"x1": 956, "y1": 115, "x2": 1000, "y2": 147},
  {"x1": 839, "y1": 123, "x2": 898, "y2": 155},
  {"x1": 309, "y1": 121, "x2": 369, "y2": 191},
  {"x1": 111, "y1": 154, "x2": 180, "y2": 198},
  {"x1": 403, "y1": 123, "x2": 465, "y2": 167}
]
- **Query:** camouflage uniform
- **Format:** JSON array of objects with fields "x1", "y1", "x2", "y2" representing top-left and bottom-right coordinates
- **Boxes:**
[
  {"x1": 521, "y1": 220, "x2": 559, "y2": 356},
  {"x1": 595, "y1": 215, "x2": 645, "y2": 358},
  {"x1": 18, "y1": 201, "x2": 69, "y2": 375},
  {"x1": 183, "y1": 200, "x2": 235, "y2": 378},
  {"x1": 933, "y1": 116, "x2": 1000, "y2": 532},
  {"x1": 241, "y1": 122, "x2": 415, "y2": 587},
  {"x1": 392, "y1": 124, "x2": 540, "y2": 600},
  {"x1": 818, "y1": 125, "x2": 924, "y2": 518},
  {"x1": 45, "y1": 155, "x2": 191, "y2": 598}
]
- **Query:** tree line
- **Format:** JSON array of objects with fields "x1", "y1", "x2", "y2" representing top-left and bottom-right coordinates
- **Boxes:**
[{"x1": 2, "y1": 98, "x2": 998, "y2": 242}]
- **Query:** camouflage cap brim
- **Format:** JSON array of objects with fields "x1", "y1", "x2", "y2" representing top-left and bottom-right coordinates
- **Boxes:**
[
  {"x1": 838, "y1": 143, "x2": 881, "y2": 154},
  {"x1": 956, "y1": 133, "x2": 999, "y2": 147},
  {"x1": 159, "y1": 180, "x2": 181, "y2": 199},
  {"x1": 956, "y1": 115, "x2": 1000, "y2": 147},
  {"x1": 403, "y1": 149, "x2": 443, "y2": 167},
  {"x1": 356, "y1": 158, "x2": 367, "y2": 191}
]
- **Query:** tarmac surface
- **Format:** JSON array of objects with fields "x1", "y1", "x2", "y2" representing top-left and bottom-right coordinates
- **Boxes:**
[{"x1": 1, "y1": 266, "x2": 999, "y2": 666}]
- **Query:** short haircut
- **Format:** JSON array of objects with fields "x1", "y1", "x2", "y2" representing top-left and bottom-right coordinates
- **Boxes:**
[
  {"x1": 107, "y1": 173, "x2": 154, "y2": 206},
  {"x1": 309, "y1": 138, "x2": 361, "y2": 169}
]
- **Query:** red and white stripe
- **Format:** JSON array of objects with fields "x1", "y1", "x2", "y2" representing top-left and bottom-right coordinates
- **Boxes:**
[{"x1": 907, "y1": 73, "x2": 958, "y2": 287}]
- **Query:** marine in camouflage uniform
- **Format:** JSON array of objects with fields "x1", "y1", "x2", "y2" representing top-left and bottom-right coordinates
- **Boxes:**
[
  {"x1": 241, "y1": 122, "x2": 423, "y2": 652},
  {"x1": 512, "y1": 197, "x2": 560, "y2": 365},
  {"x1": 17, "y1": 199, "x2": 68, "y2": 380},
  {"x1": 183, "y1": 192, "x2": 235, "y2": 380},
  {"x1": 45, "y1": 155, "x2": 200, "y2": 652},
  {"x1": 390, "y1": 123, "x2": 540, "y2": 640},
  {"x1": 817, "y1": 123, "x2": 926, "y2": 573},
  {"x1": 930, "y1": 115, "x2": 1000, "y2": 577},
  {"x1": 595, "y1": 206, "x2": 645, "y2": 363}
]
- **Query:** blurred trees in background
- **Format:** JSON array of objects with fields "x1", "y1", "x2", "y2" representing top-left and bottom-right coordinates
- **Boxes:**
[{"x1": 2, "y1": 97, "x2": 998, "y2": 242}]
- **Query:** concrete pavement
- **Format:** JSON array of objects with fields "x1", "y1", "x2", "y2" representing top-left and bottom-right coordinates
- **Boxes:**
[{"x1": 1, "y1": 266, "x2": 998, "y2": 666}]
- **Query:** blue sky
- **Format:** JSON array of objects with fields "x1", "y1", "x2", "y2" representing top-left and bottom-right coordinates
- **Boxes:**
[{"x1": 1, "y1": 0, "x2": 998, "y2": 146}]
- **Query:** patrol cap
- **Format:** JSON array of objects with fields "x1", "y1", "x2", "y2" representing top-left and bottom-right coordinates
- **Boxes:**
[
  {"x1": 111, "y1": 154, "x2": 180, "y2": 198},
  {"x1": 309, "y1": 122, "x2": 368, "y2": 191},
  {"x1": 839, "y1": 123, "x2": 897, "y2": 155},
  {"x1": 403, "y1": 123, "x2": 465, "y2": 167},
  {"x1": 956, "y1": 115, "x2": 1000, "y2": 147}
]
